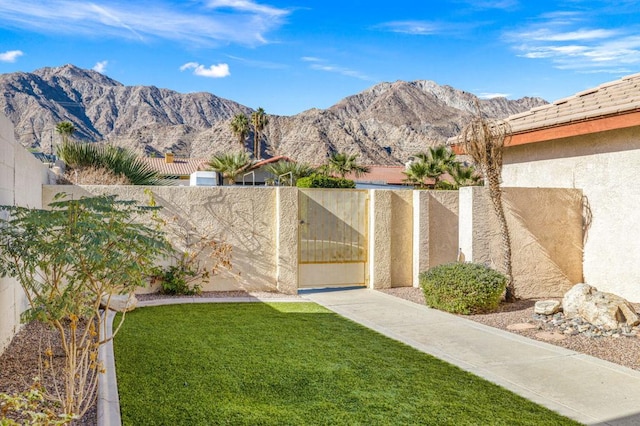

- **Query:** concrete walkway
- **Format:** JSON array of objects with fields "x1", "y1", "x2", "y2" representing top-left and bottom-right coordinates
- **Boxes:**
[{"x1": 302, "y1": 287, "x2": 640, "y2": 426}]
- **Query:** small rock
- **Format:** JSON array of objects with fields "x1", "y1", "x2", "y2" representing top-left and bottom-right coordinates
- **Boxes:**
[
  {"x1": 507, "y1": 323, "x2": 538, "y2": 331},
  {"x1": 101, "y1": 293, "x2": 138, "y2": 312},
  {"x1": 535, "y1": 331, "x2": 567, "y2": 341},
  {"x1": 534, "y1": 300, "x2": 562, "y2": 315}
]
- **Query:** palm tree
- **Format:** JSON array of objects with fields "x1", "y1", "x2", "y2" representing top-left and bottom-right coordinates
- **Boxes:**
[
  {"x1": 412, "y1": 145, "x2": 457, "y2": 186},
  {"x1": 449, "y1": 162, "x2": 482, "y2": 189},
  {"x1": 55, "y1": 121, "x2": 75, "y2": 145},
  {"x1": 208, "y1": 151, "x2": 252, "y2": 185},
  {"x1": 265, "y1": 160, "x2": 315, "y2": 186},
  {"x1": 402, "y1": 161, "x2": 431, "y2": 188},
  {"x1": 460, "y1": 102, "x2": 515, "y2": 301},
  {"x1": 251, "y1": 107, "x2": 269, "y2": 160},
  {"x1": 230, "y1": 114, "x2": 250, "y2": 150},
  {"x1": 326, "y1": 152, "x2": 370, "y2": 178}
]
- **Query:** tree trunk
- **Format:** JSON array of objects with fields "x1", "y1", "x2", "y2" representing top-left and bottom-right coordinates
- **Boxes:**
[{"x1": 487, "y1": 175, "x2": 516, "y2": 302}]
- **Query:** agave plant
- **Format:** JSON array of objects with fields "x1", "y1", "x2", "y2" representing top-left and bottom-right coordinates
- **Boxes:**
[
  {"x1": 57, "y1": 141, "x2": 161, "y2": 185},
  {"x1": 265, "y1": 160, "x2": 315, "y2": 186}
]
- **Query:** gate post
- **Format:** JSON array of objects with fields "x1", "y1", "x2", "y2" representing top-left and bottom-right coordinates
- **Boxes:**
[
  {"x1": 276, "y1": 187, "x2": 298, "y2": 294},
  {"x1": 369, "y1": 190, "x2": 392, "y2": 289}
]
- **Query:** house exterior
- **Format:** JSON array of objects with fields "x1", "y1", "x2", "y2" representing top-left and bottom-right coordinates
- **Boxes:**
[
  {"x1": 491, "y1": 73, "x2": 640, "y2": 301},
  {"x1": 141, "y1": 154, "x2": 209, "y2": 185}
]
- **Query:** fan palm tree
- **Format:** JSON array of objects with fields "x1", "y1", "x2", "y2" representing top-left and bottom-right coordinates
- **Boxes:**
[
  {"x1": 326, "y1": 152, "x2": 370, "y2": 178},
  {"x1": 55, "y1": 121, "x2": 75, "y2": 145},
  {"x1": 402, "y1": 161, "x2": 431, "y2": 188},
  {"x1": 208, "y1": 151, "x2": 252, "y2": 185},
  {"x1": 230, "y1": 114, "x2": 250, "y2": 150},
  {"x1": 251, "y1": 107, "x2": 269, "y2": 160},
  {"x1": 265, "y1": 160, "x2": 315, "y2": 186},
  {"x1": 449, "y1": 162, "x2": 482, "y2": 189},
  {"x1": 460, "y1": 101, "x2": 515, "y2": 301},
  {"x1": 412, "y1": 145, "x2": 457, "y2": 186}
]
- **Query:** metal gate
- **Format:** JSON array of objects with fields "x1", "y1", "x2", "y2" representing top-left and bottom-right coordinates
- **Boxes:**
[{"x1": 298, "y1": 189, "x2": 368, "y2": 288}]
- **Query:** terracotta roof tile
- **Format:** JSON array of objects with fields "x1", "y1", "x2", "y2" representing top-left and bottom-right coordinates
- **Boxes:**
[
  {"x1": 141, "y1": 157, "x2": 209, "y2": 176},
  {"x1": 508, "y1": 73, "x2": 640, "y2": 134},
  {"x1": 346, "y1": 166, "x2": 409, "y2": 185}
]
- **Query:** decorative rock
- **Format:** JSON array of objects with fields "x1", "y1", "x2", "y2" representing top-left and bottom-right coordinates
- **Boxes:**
[
  {"x1": 534, "y1": 300, "x2": 562, "y2": 315},
  {"x1": 507, "y1": 323, "x2": 538, "y2": 331},
  {"x1": 562, "y1": 283, "x2": 640, "y2": 330},
  {"x1": 535, "y1": 331, "x2": 567, "y2": 341},
  {"x1": 101, "y1": 293, "x2": 138, "y2": 312}
]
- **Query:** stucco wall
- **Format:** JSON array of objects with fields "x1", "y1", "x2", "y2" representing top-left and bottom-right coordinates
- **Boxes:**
[
  {"x1": 501, "y1": 126, "x2": 640, "y2": 301},
  {"x1": 459, "y1": 186, "x2": 584, "y2": 299},
  {"x1": 412, "y1": 191, "x2": 459, "y2": 287},
  {"x1": 42, "y1": 185, "x2": 288, "y2": 293},
  {"x1": 0, "y1": 114, "x2": 50, "y2": 355}
]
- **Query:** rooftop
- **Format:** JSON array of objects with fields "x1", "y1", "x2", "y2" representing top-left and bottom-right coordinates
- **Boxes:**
[{"x1": 141, "y1": 157, "x2": 209, "y2": 176}]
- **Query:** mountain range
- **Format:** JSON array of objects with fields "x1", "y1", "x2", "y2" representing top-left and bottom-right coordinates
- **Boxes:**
[{"x1": 0, "y1": 64, "x2": 547, "y2": 164}]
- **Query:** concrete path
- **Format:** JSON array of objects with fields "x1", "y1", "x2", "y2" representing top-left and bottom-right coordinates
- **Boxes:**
[{"x1": 301, "y1": 287, "x2": 640, "y2": 426}]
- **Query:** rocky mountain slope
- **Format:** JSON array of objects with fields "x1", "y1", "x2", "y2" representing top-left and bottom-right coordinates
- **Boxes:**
[{"x1": 1, "y1": 65, "x2": 547, "y2": 164}]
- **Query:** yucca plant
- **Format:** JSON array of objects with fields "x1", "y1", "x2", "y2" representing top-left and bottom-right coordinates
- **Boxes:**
[{"x1": 57, "y1": 141, "x2": 162, "y2": 185}]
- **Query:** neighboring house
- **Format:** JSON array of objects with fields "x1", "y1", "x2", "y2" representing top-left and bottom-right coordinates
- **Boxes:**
[
  {"x1": 141, "y1": 154, "x2": 209, "y2": 185},
  {"x1": 238, "y1": 155, "x2": 294, "y2": 185},
  {"x1": 457, "y1": 73, "x2": 640, "y2": 301},
  {"x1": 347, "y1": 166, "x2": 414, "y2": 189}
]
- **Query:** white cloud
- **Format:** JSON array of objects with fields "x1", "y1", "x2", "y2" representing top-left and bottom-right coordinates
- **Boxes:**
[
  {"x1": 505, "y1": 9, "x2": 640, "y2": 73},
  {"x1": 376, "y1": 21, "x2": 442, "y2": 35},
  {"x1": 0, "y1": 50, "x2": 24, "y2": 62},
  {"x1": 478, "y1": 92, "x2": 511, "y2": 99},
  {"x1": 0, "y1": 0, "x2": 290, "y2": 46},
  {"x1": 301, "y1": 57, "x2": 373, "y2": 81},
  {"x1": 93, "y1": 60, "x2": 108, "y2": 73},
  {"x1": 180, "y1": 62, "x2": 230, "y2": 78}
]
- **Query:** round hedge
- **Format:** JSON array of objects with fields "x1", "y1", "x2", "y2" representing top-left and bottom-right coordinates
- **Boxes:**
[{"x1": 419, "y1": 262, "x2": 507, "y2": 314}]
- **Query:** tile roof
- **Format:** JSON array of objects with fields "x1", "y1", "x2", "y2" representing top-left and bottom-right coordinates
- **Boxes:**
[
  {"x1": 248, "y1": 156, "x2": 293, "y2": 171},
  {"x1": 508, "y1": 72, "x2": 640, "y2": 134},
  {"x1": 347, "y1": 166, "x2": 410, "y2": 186},
  {"x1": 141, "y1": 157, "x2": 209, "y2": 176}
]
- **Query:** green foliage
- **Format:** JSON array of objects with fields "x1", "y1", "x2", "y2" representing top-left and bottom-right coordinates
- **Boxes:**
[
  {"x1": 55, "y1": 121, "x2": 75, "y2": 145},
  {"x1": 406, "y1": 145, "x2": 481, "y2": 189},
  {"x1": 114, "y1": 303, "x2": 578, "y2": 425},
  {"x1": 208, "y1": 151, "x2": 252, "y2": 185},
  {"x1": 0, "y1": 381, "x2": 75, "y2": 425},
  {"x1": 265, "y1": 160, "x2": 315, "y2": 186},
  {"x1": 420, "y1": 262, "x2": 507, "y2": 314},
  {"x1": 56, "y1": 141, "x2": 161, "y2": 185},
  {"x1": 229, "y1": 113, "x2": 250, "y2": 150},
  {"x1": 0, "y1": 194, "x2": 172, "y2": 417},
  {"x1": 324, "y1": 152, "x2": 370, "y2": 178},
  {"x1": 296, "y1": 174, "x2": 356, "y2": 188},
  {"x1": 251, "y1": 107, "x2": 269, "y2": 160},
  {"x1": 150, "y1": 265, "x2": 201, "y2": 296}
]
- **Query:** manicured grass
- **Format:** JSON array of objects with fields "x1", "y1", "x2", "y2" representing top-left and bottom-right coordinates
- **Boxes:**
[{"x1": 114, "y1": 303, "x2": 579, "y2": 425}]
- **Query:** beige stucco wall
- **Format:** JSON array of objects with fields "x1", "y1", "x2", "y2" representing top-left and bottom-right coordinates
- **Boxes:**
[
  {"x1": 0, "y1": 114, "x2": 50, "y2": 356},
  {"x1": 369, "y1": 190, "x2": 413, "y2": 288},
  {"x1": 459, "y1": 186, "x2": 584, "y2": 299},
  {"x1": 412, "y1": 190, "x2": 459, "y2": 287},
  {"x1": 501, "y1": 126, "x2": 640, "y2": 301},
  {"x1": 42, "y1": 185, "x2": 293, "y2": 293}
]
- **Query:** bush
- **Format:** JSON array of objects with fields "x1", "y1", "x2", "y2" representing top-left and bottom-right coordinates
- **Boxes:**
[
  {"x1": 419, "y1": 262, "x2": 507, "y2": 314},
  {"x1": 296, "y1": 174, "x2": 356, "y2": 188}
]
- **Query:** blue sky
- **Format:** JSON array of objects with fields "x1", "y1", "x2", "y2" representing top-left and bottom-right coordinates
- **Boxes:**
[{"x1": 0, "y1": 0, "x2": 639, "y2": 116}]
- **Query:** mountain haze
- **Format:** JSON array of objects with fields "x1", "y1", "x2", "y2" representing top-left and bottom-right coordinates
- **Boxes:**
[{"x1": 0, "y1": 65, "x2": 547, "y2": 164}]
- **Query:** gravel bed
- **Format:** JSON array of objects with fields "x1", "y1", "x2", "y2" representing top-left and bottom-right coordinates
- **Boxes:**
[{"x1": 379, "y1": 287, "x2": 640, "y2": 371}]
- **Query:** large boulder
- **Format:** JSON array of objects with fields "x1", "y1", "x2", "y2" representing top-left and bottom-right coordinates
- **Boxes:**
[
  {"x1": 562, "y1": 283, "x2": 639, "y2": 330},
  {"x1": 100, "y1": 293, "x2": 138, "y2": 312}
]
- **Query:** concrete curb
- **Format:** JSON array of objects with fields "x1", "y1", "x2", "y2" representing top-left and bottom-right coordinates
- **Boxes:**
[{"x1": 96, "y1": 296, "x2": 310, "y2": 426}]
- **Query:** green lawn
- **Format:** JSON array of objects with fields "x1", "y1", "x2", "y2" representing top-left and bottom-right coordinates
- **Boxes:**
[{"x1": 114, "y1": 302, "x2": 579, "y2": 425}]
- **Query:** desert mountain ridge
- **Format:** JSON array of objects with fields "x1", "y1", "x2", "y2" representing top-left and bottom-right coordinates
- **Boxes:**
[{"x1": 0, "y1": 64, "x2": 548, "y2": 164}]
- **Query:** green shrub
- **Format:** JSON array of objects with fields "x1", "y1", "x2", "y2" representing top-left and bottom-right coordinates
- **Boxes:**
[
  {"x1": 151, "y1": 265, "x2": 201, "y2": 296},
  {"x1": 296, "y1": 174, "x2": 356, "y2": 188},
  {"x1": 419, "y1": 262, "x2": 507, "y2": 314}
]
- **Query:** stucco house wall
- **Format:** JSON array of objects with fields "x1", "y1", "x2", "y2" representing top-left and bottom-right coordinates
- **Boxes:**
[
  {"x1": 501, "y1": 126, "x2": 640, "y2": 300},
  {"x1": 0, "y1": 114, "x2": 50, "y2": 355}
]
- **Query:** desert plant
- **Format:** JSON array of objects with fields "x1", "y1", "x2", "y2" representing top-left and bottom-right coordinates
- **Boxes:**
[
  {"x1": 324, "y1": 152, "x2": 370, "y2": 178},
  {"x1": 0, "y1": 380, "x2": 75, "y2": 425},
  {"x1": 208, "y1": 151, "x2": 252, "y2": 185},
  {"x1": 56, "y1": 141, "x2": 161, "y2": 185},
  {"x1": 251, "y1": 107, "x2": 269, "y2": 160},
  {"x1": 265, "y1": 160, "x2": 315, "y2": 186},
  {"x1": 460, "y1": 102, "x2": 515, "y2": 301},
  {"x1": 296, "y1": 174, "x2": 356, "y2": 188},
  {"x1": 55, "y1": 121, "x2": 75, "y2": 145},
  {"x1": 230, "y1": 113, "x2": 250, "y2": 150},
  {"x1": 419, "y1": 262, "x2": 507, "y2": 314},
  {"x1": 0, "y1": 194, "x2": 171, "y2": 418}
]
